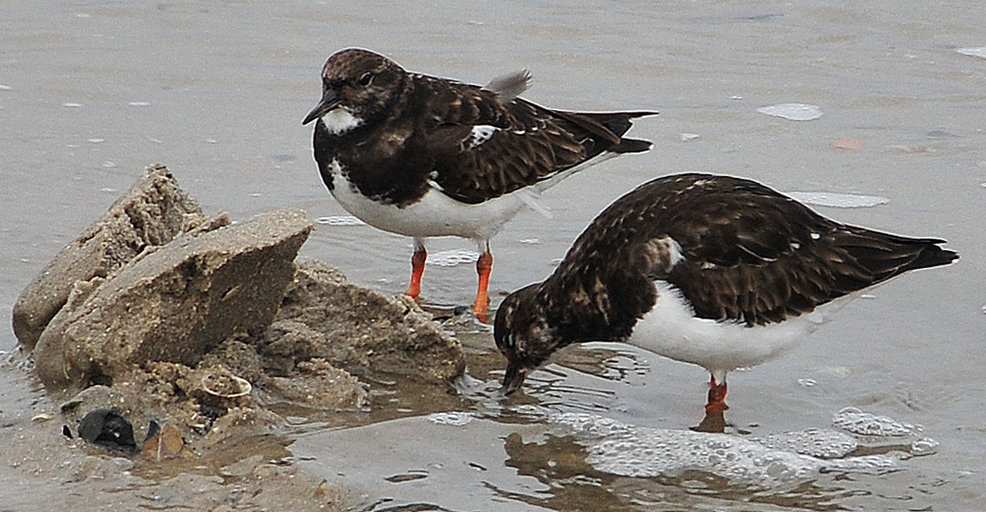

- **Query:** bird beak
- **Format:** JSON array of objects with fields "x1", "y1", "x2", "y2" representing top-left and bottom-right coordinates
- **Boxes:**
[
  {"x1": 302, "y1": 88, "x2": 340, "y2": 125},
  {"x1": 499, "y1": 362, "x2": 528, "y2": 396}
]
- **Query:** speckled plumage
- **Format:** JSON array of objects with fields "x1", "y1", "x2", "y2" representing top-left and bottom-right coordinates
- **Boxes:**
[
  {"x1": 302, "y1": 48, "x2": 655, "y2": 318},
  {"x1": 304, "y1": 48, "x2": 654, "y2": 208},
  {"x1": 495, "y1": 173, "x2": 958, "y2": 412}
]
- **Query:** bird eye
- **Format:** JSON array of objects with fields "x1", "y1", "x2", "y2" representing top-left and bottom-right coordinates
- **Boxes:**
[{"x1": 358, "y1": 72, "x2": 373, "y2": 86}]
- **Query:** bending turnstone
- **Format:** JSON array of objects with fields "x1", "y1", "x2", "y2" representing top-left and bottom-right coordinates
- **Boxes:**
[
  {"x1": 302, "y1": 48, "x2": 655, "y2": 321},
  {"x1": 494, "y1": 173, "x2": 958, "y2": 432}
]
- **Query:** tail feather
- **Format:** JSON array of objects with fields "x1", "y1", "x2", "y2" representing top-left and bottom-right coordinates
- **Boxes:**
[
  {"x1": 577, "y1": 110, "x2": 659, "y2": 139},
  {"x1": 551, "y1": 110, "x2": 658, "y2": 146},
  {"x1": 610, "y1": 137, "x2": 653, "y2": 154},
  {"x1": 840, "y1": 228, "x2": 958, "y2": 284},
  {"x1": 899, "y1": 242, "x2": 958, "y2": 273},
  {"x1": 591, "y1": 111, "x2": 656, "y2": 153}
]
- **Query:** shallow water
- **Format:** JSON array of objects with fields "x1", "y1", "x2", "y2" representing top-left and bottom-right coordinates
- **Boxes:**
[{"x1": 3, "y1": 0, "x2": 986, "y2": 510}]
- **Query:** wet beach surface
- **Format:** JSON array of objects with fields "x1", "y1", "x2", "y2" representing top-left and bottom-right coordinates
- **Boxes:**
[{"x1": 2, "y1": 1, "x2": 986, "y2": 510}]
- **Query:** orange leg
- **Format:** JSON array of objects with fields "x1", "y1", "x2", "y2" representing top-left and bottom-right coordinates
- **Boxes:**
[
  {"x1": 405, "y1": 242, "x2": 427, "y2": 299},
  {"x1": 473, "y1": 250, "x2": 493, "y2": 323},
  {"x1": 692, "y1": 375, "x2": 729, "y2": 433},
  {"x1": 705, "y1": 376, "x2": 729, "y2": 414}
]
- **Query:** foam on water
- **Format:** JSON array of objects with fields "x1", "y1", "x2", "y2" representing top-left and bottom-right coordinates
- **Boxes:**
[
  {"x1": 316, "y1": 215, "x2": 365, "y2": 226},
  {"x1": 535, "y1": 410, "x2": 901, "y2": 488},
  {"x1": 911, "y1": 437, "x2": 940, "y2": 456},
  {"x1": 428, "y1": 411, "x2": 474, "y2": 426},
  {"x1": 831, "y1": 407, "x2": 921, "y2": 436},
  {"x1": 754, "y1": 429, "x2": 857, "y2": 459},
  {"x1": 757, "y1": 103, "x2": 823, "y2": 121},
  {"x1": 427, "y1": 249, "x2": 480, "y2": 267},
  {"x1": 786, "y1": 191, "x2": 890, "y2": 208}
]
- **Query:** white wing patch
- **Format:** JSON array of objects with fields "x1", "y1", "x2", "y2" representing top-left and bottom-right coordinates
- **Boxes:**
[{"x1": 467, "y1": 125, "x2": 499, "y2": 149}]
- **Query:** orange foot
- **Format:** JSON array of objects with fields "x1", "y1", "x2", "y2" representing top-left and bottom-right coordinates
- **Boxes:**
[
  {"x1": 472, "y1": 251, "x2": 493, "y2": 323},
  {"x1": 692, "y1": 409, "x2": 727, "y2": 433},
  {"x1": 405, "y1": 245, "x2": 427, "y2": 299},
  {"x1": 691, "y1": 377, "x2": 729, "y2": 433}
]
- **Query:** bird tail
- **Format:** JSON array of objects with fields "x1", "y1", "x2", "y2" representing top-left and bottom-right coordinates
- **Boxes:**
[
  {"x1": 840, "y1": 227, "x2": 958, "y2": 283},
  {"x1": 898, "y1": 239, "x2": 959, "y2": 273},
  {"x1": 553, "y1": 110, "x2": 657, "y2": 146},
  {"x1": 583, "y1": 111, "x2": 656, "y2": 153},
  {"x1": 609, "y1": 137, "x2": 653, "y2": 154}
]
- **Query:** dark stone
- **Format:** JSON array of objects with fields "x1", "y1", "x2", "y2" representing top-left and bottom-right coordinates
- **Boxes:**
[{"x1": 78, "y1": 409, "x2": 138, "y2": 453}]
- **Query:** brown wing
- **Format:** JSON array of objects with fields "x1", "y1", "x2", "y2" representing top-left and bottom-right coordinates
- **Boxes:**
[
  {"x1": 405, "y1": 77, "x2": 654, "y2": 204},
  {"x1": 647, "y1": 175, "x2": 958, "y2": 325},
  {"x1": 546, "y1": 173, "x2": 956, "y2": 330}
]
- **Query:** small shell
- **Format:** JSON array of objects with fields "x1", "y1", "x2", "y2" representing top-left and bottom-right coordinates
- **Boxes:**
[{"x1": 201, "y1": 371, "x2": 252, "y2": 398}]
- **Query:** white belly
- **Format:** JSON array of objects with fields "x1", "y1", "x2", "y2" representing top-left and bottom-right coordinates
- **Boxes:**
[
  {"x1": 627, "y1": 281, "x2": 846, "y2": 375},
  {"x1": 327, "y1": 159, "x2": 530, "y2": 241}
]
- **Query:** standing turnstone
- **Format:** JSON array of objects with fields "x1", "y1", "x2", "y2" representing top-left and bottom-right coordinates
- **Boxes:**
[
  {"x1": 494, "y1": 173, "x2": 958, "y2": 432},
  {"x1": 302, "y1": 48, "x2": 655, "y2": 321}
]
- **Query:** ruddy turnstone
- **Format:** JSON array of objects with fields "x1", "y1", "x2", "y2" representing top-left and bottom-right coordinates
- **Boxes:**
[
  {"x1": 302, "y1": 48, "x2": 655, "y2": 321},
  {"x1": 494, "y1": 173, "x2": 958, "y2": 432}
]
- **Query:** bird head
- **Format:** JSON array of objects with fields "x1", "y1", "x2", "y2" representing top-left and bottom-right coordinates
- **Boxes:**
[
  {"x1": 494, "y1": 283, "x2": 555, "y2": 396},
  {"x1": 303, "y1": 48, "x2": 406, "y2": 131}
]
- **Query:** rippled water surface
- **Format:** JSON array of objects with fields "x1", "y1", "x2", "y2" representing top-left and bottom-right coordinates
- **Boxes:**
[{"x1": 2, "y1": 0, "x2": 985, "y2": 510}]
